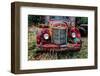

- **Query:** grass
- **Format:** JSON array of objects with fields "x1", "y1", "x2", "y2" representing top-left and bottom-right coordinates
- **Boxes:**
[{"x1": 28, "y1": 32, "x2": 88, "y2": 60}]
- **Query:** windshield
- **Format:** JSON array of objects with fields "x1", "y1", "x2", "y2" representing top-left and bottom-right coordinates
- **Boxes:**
[{"x1": 50, "y1": 16, "x2": 67, "y2": 21}]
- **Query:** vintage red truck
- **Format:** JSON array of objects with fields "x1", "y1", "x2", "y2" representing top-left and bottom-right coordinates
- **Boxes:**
[{"x1": 36, "y1": 16, "x2": 82, "y2": 51}]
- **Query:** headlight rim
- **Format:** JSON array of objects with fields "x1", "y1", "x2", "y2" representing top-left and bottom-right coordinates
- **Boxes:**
[
  {"x1": 71, "y1": 32, "x2": 76, "y2": 38},
  {"x1": 43, "y1": 33, "x2": 49, "y2": 40}
]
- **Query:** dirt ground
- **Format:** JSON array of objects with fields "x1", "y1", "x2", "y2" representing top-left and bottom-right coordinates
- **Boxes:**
[{"x1": 28, "y1": 32, "x2": 88, "y2": 60}]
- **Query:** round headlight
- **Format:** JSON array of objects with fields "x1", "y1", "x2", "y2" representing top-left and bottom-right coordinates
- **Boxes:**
[
  {"x1": 72, "y1": 32, "x2": 76, "y2": 38},
  {"x1": 44, "y1": 33, "x2": 49, "y2": 40}
]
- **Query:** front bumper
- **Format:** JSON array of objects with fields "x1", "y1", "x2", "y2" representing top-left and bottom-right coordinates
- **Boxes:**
[{"x1": 37, "y1": 43, "x2": 81, "y2": 51}]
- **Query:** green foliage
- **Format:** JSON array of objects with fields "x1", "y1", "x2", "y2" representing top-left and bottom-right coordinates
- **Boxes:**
[
  {"x1": 76, "y1": 17, "x2": 88, "y2": 26},
  {"x1": 80, "y1": 17, "x2": 88, "y2": 24},
  {"x1": 28, "y1": 15, "x2": 45, "y2": 26}
]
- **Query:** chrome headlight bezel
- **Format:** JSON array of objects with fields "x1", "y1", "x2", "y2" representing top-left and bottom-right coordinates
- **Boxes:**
[
  {"x1": 72, "y1": 32, "x2": 76, "y2": 38},
  {"x1": 43, "y1": 33, "x2": 49, "y2": 40}
]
